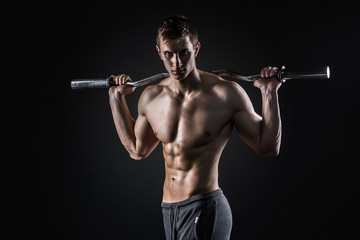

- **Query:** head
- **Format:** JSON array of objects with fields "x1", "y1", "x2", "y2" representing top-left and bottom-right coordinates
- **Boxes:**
[{"x1": 156, "y1": 15, "x2": 201, "y2": 80}]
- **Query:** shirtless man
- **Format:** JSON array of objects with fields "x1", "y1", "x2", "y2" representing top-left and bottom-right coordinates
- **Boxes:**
[{"x1": 109, "y1": 15, "x2": 282, "y2": 240}]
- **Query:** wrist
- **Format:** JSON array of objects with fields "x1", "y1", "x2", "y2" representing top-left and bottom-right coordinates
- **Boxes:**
[
  {"x1": 109, "y1": 91, "x2": 125, "y2": 103},
  {"x1": 261, "y1": 87, "x2": 279, "y2": 106},
  {"x1": 261, "y1": 86, "x2": 279, "y2": 95}
]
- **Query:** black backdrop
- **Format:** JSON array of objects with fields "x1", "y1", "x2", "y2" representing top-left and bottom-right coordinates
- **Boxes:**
[{"x1": 15, "y1": 1, "x2": 359, "y2": 239}]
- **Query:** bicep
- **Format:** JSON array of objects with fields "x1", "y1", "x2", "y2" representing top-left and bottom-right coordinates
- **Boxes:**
[
  {"x1": 232, "y1": 109, "x2": 261, "y2": 149},
  {"x1": 134, "y1": 88, "x2": 160, "y2": 155},
  {"x1": 229, "y1": 83, "x2": 262, "y2": 149},
  {"x1": 133, "y1": 114, "x2": 159, "y2": 157},
  {"x1": 134, "y1": 114, "x2": 158, "y2": 145}
]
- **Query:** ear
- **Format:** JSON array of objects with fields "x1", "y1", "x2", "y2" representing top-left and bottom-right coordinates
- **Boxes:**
[
  {"x1": 156, "y1": 45, "x2": 163, "y2": 60},
  {"x1": 194, "y1": 42, "x2": 201, "y2": 57}
]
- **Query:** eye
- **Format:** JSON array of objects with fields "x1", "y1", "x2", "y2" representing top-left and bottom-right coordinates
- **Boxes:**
[
  {"x1": 180, "y1": 50, "x2": 189, "y2": 56},
  {"x1": 164, "y1": 52, "x2": 173, "y2": 58}
]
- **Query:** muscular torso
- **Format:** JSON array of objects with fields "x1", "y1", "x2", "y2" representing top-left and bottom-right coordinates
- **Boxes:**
[{"x1": 143, "y1": 71, "x2": 236, "y2": 202}]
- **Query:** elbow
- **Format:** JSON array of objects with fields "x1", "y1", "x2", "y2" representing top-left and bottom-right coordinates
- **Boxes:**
[
  {"x1": 128, "y1": 148, "x2": 149, "y2": 160},
  {"x1": 257, "y1": 143, "x2": 281, "y2": 157},
  {"x1": 259, "y1": 148, "x2": 280, "y2": 157},
  {"x1": 124, "y1": 143, "x2": 147, "y2": 160},
  {"x1": 129, "y1": 152, "x2": 146, "y2": 160}
]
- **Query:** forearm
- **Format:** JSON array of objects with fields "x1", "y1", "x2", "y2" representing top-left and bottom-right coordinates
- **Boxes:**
[
  {"x1": 109, "y1": 94, "x2": 137, "y2": 154},
  {"x1": 259, "y1": 88, "x2": 282, "y2": 156}
]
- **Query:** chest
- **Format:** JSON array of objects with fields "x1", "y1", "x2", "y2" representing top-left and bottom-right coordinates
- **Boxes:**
[{"x1": 146, "y1": 92, "x2": 232, "y2": 144}]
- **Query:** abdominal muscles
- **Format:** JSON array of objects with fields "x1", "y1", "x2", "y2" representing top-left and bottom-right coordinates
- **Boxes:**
[{"x1": 161, "y1": 127, "x2": 230, "y2": 202}]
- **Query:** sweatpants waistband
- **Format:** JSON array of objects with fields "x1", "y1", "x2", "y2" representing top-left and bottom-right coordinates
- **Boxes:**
[{"x1": 161, "y1": 188, "x2": 223, "y2": 208}]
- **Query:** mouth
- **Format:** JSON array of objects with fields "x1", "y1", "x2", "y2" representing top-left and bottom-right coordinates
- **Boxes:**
[{"x1": 171, "y1": 69, "x2": 185, "y2": 75}]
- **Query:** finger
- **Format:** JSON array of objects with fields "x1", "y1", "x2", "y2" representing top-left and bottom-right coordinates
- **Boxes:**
[
  {"x1": 253, "y1": 79, "x2": 260, "y2": 89},
  {"x1": 120, "y1": 75, "x2": 124, "y2": 85},
  {"x1": 114, "y1": 74, "x2": 124, "y2": 85},
  {"x1": 269, "y1": 67, "x2": 275, "y2": 78},
  {"x1": 266, "y1": 66, "x2": 272, "y2": 78},
  {"x1": 122, "y1": 75, "x2": 132, "y2": 85},
  {"x1": 108, "y1": 86, "x2": 114, "y2": 95},
  {"x1": 114, "y1": 75, "x2": 120, "y2": 85},
  {"x1": 261, "y1": 67, "x2": 266, "y2": 78},
  {"x1": 262, "y1": 66, "x2": 270, "y2": 78},
  {"x1": 120, "y1": 75, "x2": 128, "y2": 85},
  {"x1": 270, "y1": 66, "x2": 279, "y2": 78},
  {"x1": 124, "y1": 75, "x2": 132, "y2": 83}
]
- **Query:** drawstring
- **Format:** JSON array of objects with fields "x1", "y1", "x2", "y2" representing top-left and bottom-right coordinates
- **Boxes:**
[{"x1": 170, "y1": 206, "x2": 179, "y2": 240}]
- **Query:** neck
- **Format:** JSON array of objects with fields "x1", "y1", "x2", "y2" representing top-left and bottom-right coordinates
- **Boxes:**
[{"x1": 171, "y1": 68, "x2": 201, "y2": 96}]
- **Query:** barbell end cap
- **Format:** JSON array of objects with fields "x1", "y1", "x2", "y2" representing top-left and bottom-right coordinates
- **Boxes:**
[
  {"x1": 326, "y1": 66, "x2": 330, "y2": 79},
  {"x1": 279, "y1": 65, "x2": 286, "y2": 83}
]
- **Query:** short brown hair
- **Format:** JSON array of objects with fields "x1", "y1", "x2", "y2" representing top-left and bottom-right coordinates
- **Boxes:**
[{"x1": 156, "y1": 15, "x2": 198, "y2": 47}]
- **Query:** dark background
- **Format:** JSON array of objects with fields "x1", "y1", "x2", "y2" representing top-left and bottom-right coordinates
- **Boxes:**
[{"x1": 15, "y1": 1, "x2": 358, "y2": 239}]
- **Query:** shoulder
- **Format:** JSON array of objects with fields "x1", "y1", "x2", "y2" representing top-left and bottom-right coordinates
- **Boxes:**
[
  {"x1": 200, "y1": 70, "x2": 254, "y2": 113},
  {"x1": 138, "y1": 84, "x2": 163, "y2": 109},
  {"x1": 200, "y1": 70, "x2": 249, "y2": 102},
  {"x1": 140, "y1": 84, "x2": 163, "y2": 101},
  {"x1": 137, "y1": 79, "x2": 170, "y2": 113}
]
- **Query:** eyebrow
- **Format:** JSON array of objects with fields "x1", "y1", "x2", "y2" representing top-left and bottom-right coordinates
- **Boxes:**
[{"x1": 163, "y1": 49, "x2": 190, "y2": 53}]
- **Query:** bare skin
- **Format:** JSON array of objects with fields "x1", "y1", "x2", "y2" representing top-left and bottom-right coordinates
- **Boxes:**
[{"x1": 109, "y1": 36, "x2": 282, "y2": 203}]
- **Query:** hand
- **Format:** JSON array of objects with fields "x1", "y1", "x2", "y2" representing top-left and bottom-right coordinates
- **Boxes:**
[
  {"x1": 108, "y1": 74, "x2": 136, "y2": 97},
  {"x1": 254, "y1": 66, "x2": 282, "y2": 91}
]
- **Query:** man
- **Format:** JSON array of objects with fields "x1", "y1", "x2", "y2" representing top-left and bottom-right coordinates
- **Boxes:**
[{"x1": 109, "y1": 15, "x2": 282, "y2": 240}]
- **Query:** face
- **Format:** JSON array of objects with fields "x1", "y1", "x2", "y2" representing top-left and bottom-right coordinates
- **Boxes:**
[{"x1": 156, "y1": 36, "x2": 200, "y2": 81}]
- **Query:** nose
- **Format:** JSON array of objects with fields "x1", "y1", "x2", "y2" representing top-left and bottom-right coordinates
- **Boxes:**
[{"x1": 171, "y1": 54, "x2": 182, "y2": 68}]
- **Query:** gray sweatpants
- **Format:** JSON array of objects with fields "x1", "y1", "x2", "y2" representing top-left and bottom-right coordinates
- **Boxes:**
[{"x1": 161, "y1": 188, "x2": 232, "y2": 240}]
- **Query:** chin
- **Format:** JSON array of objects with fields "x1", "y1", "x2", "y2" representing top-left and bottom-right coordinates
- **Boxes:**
[
  {"x1": 172, "y1": 72, "x2": 188, "y2": 81},
  {"x1": 172, "y1": 75, "x2": 184, "y2": 80}
]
